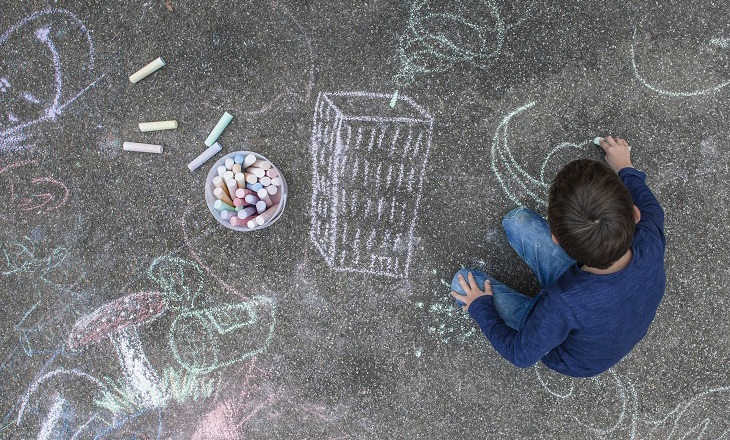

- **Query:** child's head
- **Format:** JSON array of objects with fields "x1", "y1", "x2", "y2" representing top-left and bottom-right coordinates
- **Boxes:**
[{"x1": 548, "y1": 159, "x2": 635, "y2": 269}]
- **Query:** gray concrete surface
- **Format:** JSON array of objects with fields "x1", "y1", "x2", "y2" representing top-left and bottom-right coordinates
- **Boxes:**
[{"x1": 0, "y1": 0, "x2": 728, "y2": 438}]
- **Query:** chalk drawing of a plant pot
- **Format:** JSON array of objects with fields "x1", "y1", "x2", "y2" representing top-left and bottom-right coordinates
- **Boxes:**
[
  {"x1": 66, "y1": 291, "x2": 168, "y2": 409},
  {"x1": 169, "y1": 296, "x2": 276, "y2": 375},
  {"x1": 0, "y1": 8, "x2": 102, "y2": 151}
]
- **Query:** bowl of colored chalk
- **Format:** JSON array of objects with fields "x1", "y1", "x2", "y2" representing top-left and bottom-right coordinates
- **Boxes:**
[{"x1": 205, "y1": 151, "x2": 288, "y2": 231}]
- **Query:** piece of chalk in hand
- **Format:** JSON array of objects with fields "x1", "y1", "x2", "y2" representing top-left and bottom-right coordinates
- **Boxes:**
[
  {"x1": 129, "y1": 57, "x2": 166, "y2": 83},
  {"x1": 123, "y1": 142, "x2": 163, "y2": 154},
  {"x1": 139, "y1": 120, "x2": 178, "y2": 132},
  {"x1": 593, "y1": 137, "x2": 603, "y2": 146}
]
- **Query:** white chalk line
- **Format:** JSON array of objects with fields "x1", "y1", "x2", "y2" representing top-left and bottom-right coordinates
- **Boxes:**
[
  {"x1": 110, "y1": 329, "x2": 166, "y2": 408},
  {"x1": 536, "y1": 365, "x2": 730, "y2": 439},
  {"x1": 491, "y1": 101, "x2": 547, "y2": 207},
  {"x1": 491, "y1": 102, "x2": 593, "y2": 207},
  {"x1": 34, "y1": 27, "x2": 62, "y2": 120},
  {"x1": 37, "y1": 394, "x2": 66, "y2": 440},
  {"x1": 17, "y1": 368, "x2": 107, "y2": 425},
  {"x1": 630, "y1": 26, "x2": 730, "y2": 97},
  {"x1": 395, "y1": 0, "x2": 531, "y2": 87},
  {"x1": 0, "y1": 8, "x2": 102, "y2": 151}
]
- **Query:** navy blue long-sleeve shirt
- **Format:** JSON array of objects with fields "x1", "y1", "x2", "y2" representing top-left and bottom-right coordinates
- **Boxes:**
[{"x1": 469, "y1": 167, "x2": 666, "y2": 377}]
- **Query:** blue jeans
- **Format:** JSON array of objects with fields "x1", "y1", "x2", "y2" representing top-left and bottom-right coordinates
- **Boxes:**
[{"x1": 451, "y1": 208, "x2": 575, "y2": 330}]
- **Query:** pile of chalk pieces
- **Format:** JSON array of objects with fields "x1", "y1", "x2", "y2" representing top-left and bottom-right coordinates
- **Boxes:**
[{"x1": 210, "y1": 153, "x2": 284, "y2": 229}]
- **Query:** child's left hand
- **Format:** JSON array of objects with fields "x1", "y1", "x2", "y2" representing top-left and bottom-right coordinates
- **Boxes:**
[{"x1": 450, "y1": 272, "x2": 492, "y2": 311}]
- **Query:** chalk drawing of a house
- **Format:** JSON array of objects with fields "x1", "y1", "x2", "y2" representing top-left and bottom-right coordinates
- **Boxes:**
[{"x1": 309, "y1": 91, "x2": 433, "y2": 278}]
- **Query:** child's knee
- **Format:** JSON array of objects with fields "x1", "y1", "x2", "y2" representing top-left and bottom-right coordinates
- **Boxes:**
[
  {"x1": 502, "y1": 207, "x2": 530, "y2": 232},
  {"x1": 451, "y1": 269, "x2": 472, "y2": 290}
]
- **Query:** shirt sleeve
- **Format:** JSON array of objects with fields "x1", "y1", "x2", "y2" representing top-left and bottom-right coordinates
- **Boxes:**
[
  {"x1": 618, "y1": 167, "x2": 665, "y2": 244},
  {"x1": 468, "y1": 293, "x2": 574, "y2": 368}
]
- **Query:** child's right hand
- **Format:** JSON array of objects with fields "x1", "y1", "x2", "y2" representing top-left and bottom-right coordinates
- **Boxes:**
[{"x1": 600, "y1": 136, "x2": 634, "y2": 172}]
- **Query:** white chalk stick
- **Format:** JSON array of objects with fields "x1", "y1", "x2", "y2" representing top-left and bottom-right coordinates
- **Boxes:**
[
  {"x1": 246, "y1": 167, "x2": 266, "y2": 178},
  {"x1": 224, "y1": 158, "x2": 235, "y2": 170},
  {"x1": 139, "y1": 120, "x2": 178, "y2": 132},
  {"x1": 188, "y1": 142, "x2": 222, "y2": 171},
  {"x1": 234, "y1": 172, "x2": 247, "y2": 189},
  {"x1": 251, "y1": 160, "x2": 271, "y2": 170},
  {"x1": 243, "y1": 154, "x2": 257, "y2": 168},
  {"x1": 225, "y1": 179, "x2": 238, "y2": 201},
  {"x1": 593, "y1": 136, "x2": 631, "y2": 150},
  {"x1": 266, "y1": 185, "x2": 278, "y2": 196},
  {"x1": 123, "y1": 142, "x2": 163, "y2": 154},
  {"x1": 204, "y1": 112, "x2": 233, "y2": 147},
  {"x1": 244, "y1": 172, "x2": 257, "y2": 184},
  {"x1": 129, "y1": 57, "x2": 166, "y2": 84},
  {"x1": 256, "y1": 200, "x2": 267, "y2": 214},
  {"x1": 257, "y1": 188, "x2": 273, "y2": 207}
]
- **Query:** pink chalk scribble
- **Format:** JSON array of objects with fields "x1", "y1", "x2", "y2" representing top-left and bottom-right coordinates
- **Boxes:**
[
  {"x1": 66, "y1": 291, "x2": 167, "y2": 351},
  {"x1": 192, "y1": 359, "x2": 279, "y2": 440},
  {"x1": 0, "y1": 160, "x2": 69, "y2": 215}
]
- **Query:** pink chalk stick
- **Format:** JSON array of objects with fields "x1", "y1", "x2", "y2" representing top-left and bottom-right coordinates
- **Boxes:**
[
  {"x1": 266, "y1": 185, "x2": 278, "y2": 196},
  {"x1": 233, "y1": 198, "x2": 246, "y2": 207},
  {"x1": 266, "y1": 168, "x2": 279, "y2": 178},
  {"x1": 230, "y1": 216, "x2": 246, "y2": 227}
]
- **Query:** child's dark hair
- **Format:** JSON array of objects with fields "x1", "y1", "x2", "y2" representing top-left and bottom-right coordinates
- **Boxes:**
[{"x1": 548, "y1": 159, "x2": 635, "y2": 269}]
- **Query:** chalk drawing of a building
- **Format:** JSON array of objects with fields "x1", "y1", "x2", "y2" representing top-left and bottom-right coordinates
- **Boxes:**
[{"x1": 310, "y1": 91, "x2": 433, "y2": 278}]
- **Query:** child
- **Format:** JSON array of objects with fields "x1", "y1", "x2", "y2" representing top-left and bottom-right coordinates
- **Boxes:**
[{"x1": 451, "y1": 136, "x2": 665, "y2": 377}]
